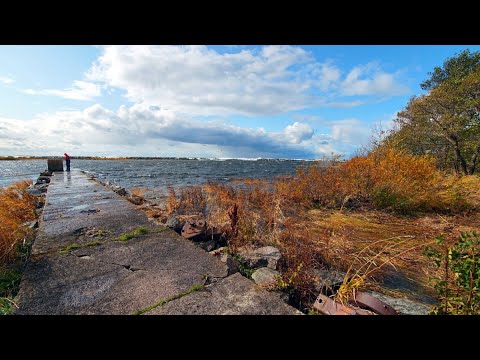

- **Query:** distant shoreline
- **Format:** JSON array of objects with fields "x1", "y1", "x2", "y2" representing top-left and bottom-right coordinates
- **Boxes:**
[{"x1": 0, "y1": 156, "x2": 318, "y2": 161}]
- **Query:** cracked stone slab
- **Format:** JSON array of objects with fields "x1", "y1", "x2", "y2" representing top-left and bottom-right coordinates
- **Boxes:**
[
  {"x1": 15, "y1": 169, "x2": 229, "y2": 314},
  {"x1": 146, "y1": 273, "x2": 302, "y2": 315}
]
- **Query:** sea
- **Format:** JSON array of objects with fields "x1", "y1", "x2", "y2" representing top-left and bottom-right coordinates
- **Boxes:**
[{"x1": 0, "y1": 159, "x2": 313, "y2": 196}]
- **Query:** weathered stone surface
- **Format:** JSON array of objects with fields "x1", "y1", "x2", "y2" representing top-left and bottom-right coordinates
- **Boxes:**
[
  {"x1": 365, "y1": 291, "x2": 432, "y2": 315},
  {"x1": 36, "y1": 176, "x2": 51, "y2": 184},
  {"x1": 147, "y1": 273, "x2": 302, "y2": 315},
  {"x1": 311, "y1": 268, "x2": 346, "y2": 294},
  {"x1": 165, "y1": 215, "x2": 183, "y2": 233},
  {"x1": 112, "y1": 186, "x2": 127, "y2": 196},
  {"x1": 236, "y1": 245, "x2": 282, "y2": 269},
  {"x1": 209, "y1": 248, "x2": 239, "y2": 275},
  {"x1": 15, "y1": 169, "x2": 300, "y2": 315},
  {"x1": 15, "y1": 170, "x2": 229, "y2": 315},
  {"x1": 196, "y1": 239, "x2": 217, "y2": 252},
  {"x1": 251, "y1": 267, "x2": 280, "y2": 289},
  {"x1": 27, "y1": 188, "x2": 44, "y2": 196},
  {"x1": 33, "y1": 183, "x2": 49, "y2": 193}
]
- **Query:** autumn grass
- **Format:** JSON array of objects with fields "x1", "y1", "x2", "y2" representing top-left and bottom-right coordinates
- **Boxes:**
[
  {"x1": 0, "y1": 181, "x2": 37, "y2": 265},
  {"x1": 138, "y1": 148, "x2": 480, "y2": 308}
]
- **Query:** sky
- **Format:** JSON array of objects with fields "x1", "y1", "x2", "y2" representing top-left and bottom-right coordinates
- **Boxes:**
[{"x1": 1, "y1": 45, "x2": 480, "y2": 159}]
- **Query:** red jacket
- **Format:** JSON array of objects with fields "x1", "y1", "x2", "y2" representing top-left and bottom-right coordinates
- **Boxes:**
[{"x1": 64, "y1": 154, "x2": 70, "y2": 160}]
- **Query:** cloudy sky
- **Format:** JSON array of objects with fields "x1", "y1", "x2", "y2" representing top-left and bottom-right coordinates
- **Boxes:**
[{"x1": 1, "y1": 45, "x2": 479, "y2": 159}]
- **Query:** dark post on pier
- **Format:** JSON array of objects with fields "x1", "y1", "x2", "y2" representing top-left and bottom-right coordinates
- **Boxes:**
[{"x1": 47, "y1": 158, "x2": 64, "y2": 172}]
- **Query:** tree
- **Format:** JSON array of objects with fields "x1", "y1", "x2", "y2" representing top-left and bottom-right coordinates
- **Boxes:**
[
  {"x1": 421, "y1": 49, "x2": 480, "y2": 91},
  {"x1": 392, "y1": 67, "x2": 480, "y2": 175}
]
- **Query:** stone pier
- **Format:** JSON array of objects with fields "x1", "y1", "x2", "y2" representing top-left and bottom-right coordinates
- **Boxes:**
[{"x1": 15, "y1": 169, "x2": 301, "y2": 315}]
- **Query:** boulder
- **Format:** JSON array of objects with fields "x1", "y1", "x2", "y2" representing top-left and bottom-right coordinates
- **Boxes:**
[
  {"x1": 165, "y1": 215, "x2": 184, "y2": 233},
  {"x1": 236, "y1": 245, "x2": 282, "y2": 269},
  {"x1": 210, "y1": 247, "x2": 239, "y2": 275},
  {"x1": 251, "y1": 267, "x2": 280, "y2": 289}
]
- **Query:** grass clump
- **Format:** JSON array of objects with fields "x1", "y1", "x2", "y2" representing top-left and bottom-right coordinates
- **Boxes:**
[
  {"x1": 113, "y1": 226, "x2": 148, "y2": 242},
  {"x1": 132, "y1": 283, "x2": 204, "y2": 315},
  {"x1": 0, "y1": 269, "x2": 22, "y2": 315},
  {"x1": 0, "y1": 181, "x2": 37, "y2": 264},
  {"x1": 59, "y1": 241, "x2": 102, "y2": 254}
]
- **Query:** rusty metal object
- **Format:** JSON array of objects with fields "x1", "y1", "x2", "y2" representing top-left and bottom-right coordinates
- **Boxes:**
[
  {"x1": 349, "y1": 291, "x2": 398, "y2": 315},
  {"x1": 181, "y1": 219, "x2": 207, "y2": 239},
  {"x1": 313, "y1": 294, "x2": 373, "y2": 315}
]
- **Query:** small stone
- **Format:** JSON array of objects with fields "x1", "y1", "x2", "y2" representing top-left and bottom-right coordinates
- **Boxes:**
[
  {"x1": 113, "y1": 187, "x2": 127, "y2": 196},
  {"x1": 27, "y1": 188, "x2": 43, "y2": 196},
  {"x1": 251, "y1": 267, "x2": 280, "y2": 289},
  {"x1": 40, "y1": 170, "x2": 52, "y2": 177},
  {"x1": 36, "y1": 176, "x2": 51, "y2": 184},
  {"x1": 165, "y1": 215, "x2": 181, "y2": 230},
  {"x1": 311, "y1": 268, "x2": 347, "y2": 294},
  {"x1": 197, "y1": 239, "x2": 217, "y2": 252},
  {"x1": 236, "y1": 246, "x2": 282, "y2": 270}
]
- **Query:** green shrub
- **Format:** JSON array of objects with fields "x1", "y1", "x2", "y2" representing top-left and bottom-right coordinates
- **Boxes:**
[{"x1": 424, "y1": 232, "x2": 480, "y2": 314}]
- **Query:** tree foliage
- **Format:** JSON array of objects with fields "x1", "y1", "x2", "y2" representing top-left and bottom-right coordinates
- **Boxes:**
[{"x1": 386, "y1": 49, "x2": 480, "y2": 175}]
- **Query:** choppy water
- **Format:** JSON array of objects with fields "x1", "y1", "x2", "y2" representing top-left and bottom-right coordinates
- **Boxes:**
[{"x1": 0, "y1": 159, "x2": 311, "y2": 191}]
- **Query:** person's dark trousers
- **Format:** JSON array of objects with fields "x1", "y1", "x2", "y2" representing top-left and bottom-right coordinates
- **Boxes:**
[{"x1": 66, "y1": 160, "x2": 70, "y2": 172}]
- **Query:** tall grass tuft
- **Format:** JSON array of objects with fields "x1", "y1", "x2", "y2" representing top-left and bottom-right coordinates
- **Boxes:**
[{"x1": 0, "y1": 181, "x2": 37, "y2": 264}]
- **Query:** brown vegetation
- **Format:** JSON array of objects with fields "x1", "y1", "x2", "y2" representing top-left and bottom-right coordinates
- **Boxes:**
[
  {"x1": 145, "y1": 147, "x2": 480, "y2": 307},
  {"x1": 0, "y1": 181, "x2": 37, "y2": 264}
]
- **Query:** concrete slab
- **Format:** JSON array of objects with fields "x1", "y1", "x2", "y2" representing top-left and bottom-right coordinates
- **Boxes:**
[
  {"x1": 147, "y1": 273, "x2": 303, "y2": 315},
  {"x1": 15, "y1": 169, "x2": 300, "y2": 315}
]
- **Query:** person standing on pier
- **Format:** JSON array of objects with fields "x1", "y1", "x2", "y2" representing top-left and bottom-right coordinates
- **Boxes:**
[{"x1": 64, "y1": 152, "x2": 71, "y2": 172}]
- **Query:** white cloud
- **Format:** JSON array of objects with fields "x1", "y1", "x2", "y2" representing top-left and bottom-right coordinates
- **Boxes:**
[
  {"x1": 340, "y1": 63, "x2": 408, "y2": 96},
  {"x1": 83, "y1": 46, "x2": 407, "y2": 116},
  {"x1": 0, "y1": 104, "x2": 319, "y2": 158},
  {"x1": 24, "y1": 80, "x2": 101, "y2": 101},
  {"x1": 283, "y1": 122, "x2": 314, "y2": 144},
  {"x1": 0, "y1": 76, "x2": 14, "y2": 85}
]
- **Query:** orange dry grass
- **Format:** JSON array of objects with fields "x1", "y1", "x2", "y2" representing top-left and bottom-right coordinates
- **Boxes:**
[
  {"x1": 0, "y1": 181, "x2": 37, "y2": 264},
  {"x1": 141, "y1": 148, "x2": 480, "y2": 305}
]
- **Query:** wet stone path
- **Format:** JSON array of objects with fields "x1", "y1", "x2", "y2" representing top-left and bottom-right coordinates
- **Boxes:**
[{"x1": 15, "y1": 170, "x2": 300, "y2": 315}]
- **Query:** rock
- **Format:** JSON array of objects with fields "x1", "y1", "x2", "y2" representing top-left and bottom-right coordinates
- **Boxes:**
[
  {"x1": 365, "y1": 291, "x2": 433, "y2": 315},
  {"x1": 113, "y1": 186, "x2": 127, "y2": 196},
  {"x1": 236, "y1": 246, "x2": 282, "y2": 269},
  {"x1": 251, "y1": 267, "x2": 280, "y2": 289},
  {"x1": 40, "y1": 170, "x2": 52, "y2": 177},
  {"x1": 196, "y1": 239, "x2": 217, "y2": 252},
  {"x1": 27, "y1": 188, "x2": 43, "y2": 196},
  {"x1": 36, "y1": 201, "x2": 45, "y2": 209},
  {"x1": 210, "y1": 248, "x2": 239, "y2": 275},
  {"x1": 311, "y1": 268, "x2": 347, "y2": 295},
  {"x1": 26, "y1": 220, "x2": 39, "y2": 229},
  {"x1": 165, "y1": 215, "x2": 183, "y2": 233},
  {"x1": 33, "y1": 183, "x2": 49, "y2": 193},
  {"x1": 36, "y1": 176, "x2": 51, "y2": 184}
]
